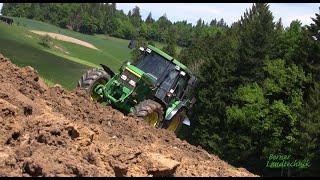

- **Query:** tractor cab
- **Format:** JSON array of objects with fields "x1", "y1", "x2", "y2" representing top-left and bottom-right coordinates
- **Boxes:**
[{"x1": 133, "y1": 45, "x2": 195, "y2": 107}]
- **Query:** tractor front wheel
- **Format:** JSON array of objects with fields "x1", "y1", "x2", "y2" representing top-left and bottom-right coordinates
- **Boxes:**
[
  {"x1": 77, "y1": 68, "x2": 111, "y2": 102},
  {"x1": 131, "y1": 100, "x2": 164, "y2": 128},
  {"x1": 162, "y1": 110, "x2": 186, "y2": 134}
]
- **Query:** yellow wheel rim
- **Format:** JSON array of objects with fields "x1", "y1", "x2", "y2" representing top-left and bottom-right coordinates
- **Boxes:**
[
  {"x1": 144, "y1": 112, "x2": 159, "y2": 127},
  {"x1": 167, "y1": 114, "x2": 182, "y2": 132},
  {"x1": 90, "y1": 89, "x2": 101, "y2": 101},
  {"x1": 89, "y1": 79, "x2": 106, "y2": 102}
]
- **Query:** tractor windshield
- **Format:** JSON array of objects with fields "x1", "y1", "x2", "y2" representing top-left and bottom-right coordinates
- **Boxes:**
[{"x1": 135, "y1": 52, "x2": 174, "y2": 82}]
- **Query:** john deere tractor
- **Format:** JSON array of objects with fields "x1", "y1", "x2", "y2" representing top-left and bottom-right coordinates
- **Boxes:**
[{"x1": 78, "y1": 45, "x2": 197, "y2": 133}]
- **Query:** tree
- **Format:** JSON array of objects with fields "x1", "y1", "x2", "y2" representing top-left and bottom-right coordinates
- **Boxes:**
[
  {"x1": 291, "y1": 21, "x2": 320, "y2": 81},
  {"x1": 210, "y1": 19, "x2": 217, "y2": 26},
  {"x1": 39, "y1": 34, "x2": 53, "y2": 48},
  {"x1": 308, "y1": 7, "x2": 320, "y2": 39},
  {"x1": 180, "y1": 30, "x2": 239, "y2": 159},
  {"x1": 131, "y1": 37, "x2": 147, "y2": 64},
  {"x1": 226, "y1": 58, "x2": 310, "y2": 175},
  {"x1": 162, "y1": 26, "x2": 177, "y2": 57},
  {"x1": 217, "y1": 18, "x2": 227, "y2": 27},
  {"x1": 236, "y1": 3, "x2": 277, "y2": 84},
  {"x1": 145, "y1": 12, "x2": 154, "y2": 24},
  {"x1": 154, "y1": 14, "x2": 172, "y2": 42},
  {"x1": 79, "y1": 12, "x2": 98, "y2": 34},
  {"x1": 296, "y1": 82, "x2": 320, "y2": 176},
  {"x1": 130, "y1": 6, "x2": 142, "y2": 27},
  {"x1": 173, "y1": 21, "x2": 193, "y2": 47}
]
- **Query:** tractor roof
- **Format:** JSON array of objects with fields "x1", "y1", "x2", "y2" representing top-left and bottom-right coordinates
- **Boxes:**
[{"x1": 147, "y1": 45, "x2": 192, "y2": 75}]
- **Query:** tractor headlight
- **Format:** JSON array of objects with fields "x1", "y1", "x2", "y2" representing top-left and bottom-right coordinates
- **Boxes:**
[
  {"x1": 121, "y1": 74, "x2": 127, "y2": 80},
  {"x1": 139, "y1": 47, "x2": 145, "y2": 51},
  {"x1": 129, "y1": 80, "x2": 136, "y2": 87}
]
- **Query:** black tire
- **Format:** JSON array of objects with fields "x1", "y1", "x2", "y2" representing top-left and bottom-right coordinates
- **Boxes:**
[
  {"x1": 130, "y1": 100, "x2": 164, "y2": 128},
  {"x1": 78, "y1": 68, "x2": 111, "y2": 101}
]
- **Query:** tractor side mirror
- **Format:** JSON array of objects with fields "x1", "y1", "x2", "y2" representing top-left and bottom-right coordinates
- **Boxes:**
[
  {"x1": 128, "y1": 40, "x2": 136, "y2": 49},
  {"x1": 188, "y1": 75, "x2": 197, "y2": 87}
]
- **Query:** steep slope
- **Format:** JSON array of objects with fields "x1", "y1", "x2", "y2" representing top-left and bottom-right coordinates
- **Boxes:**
[{"x1": 0, "y1": 54, "x2": 257, "y2": 177}]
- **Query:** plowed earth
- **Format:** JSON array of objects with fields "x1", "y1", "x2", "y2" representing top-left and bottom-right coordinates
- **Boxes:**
[{"x1": 0, "y1": 54, "x2": 257, "y2": 177}]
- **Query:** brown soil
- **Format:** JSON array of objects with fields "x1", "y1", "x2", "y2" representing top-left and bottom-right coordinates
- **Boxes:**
[
  {"x1": 30, "y1": 30, "x2": 99, "y2": 50},
  {"x1": 0, "y1": 54, "x2": 258, "y2": 177}
]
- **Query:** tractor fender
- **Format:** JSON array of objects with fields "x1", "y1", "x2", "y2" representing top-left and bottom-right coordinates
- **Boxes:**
[
  {"x1": 164, "y1": 100, "x2": 190, "y2": 126},
  {"x1": 100, "y1": 64, "x2": 115, "y2": 78}
]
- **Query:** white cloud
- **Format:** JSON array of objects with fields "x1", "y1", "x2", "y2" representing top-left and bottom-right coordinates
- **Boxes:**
[
  {"x1": 269, "y1": 3, "x2": 320, "y2": 26},
  {"x1": 174, "y1": 4, "x2": 222, "y2": 14},
  {"x1": 287, "y1": 14, "x2": 314, "y2": 25},
  {"x1": 0, "y1": 3, "x2": 3, "y2": 15}
]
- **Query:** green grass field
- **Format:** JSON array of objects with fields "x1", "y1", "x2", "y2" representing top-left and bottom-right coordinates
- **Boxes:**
[
  {"x1": 0, "y1": 23, "x2": 90, "y2": 89},
  {"x1": 0, "y1": 17, "x2": 133, "y2": 90},
  {"x1": 0, "y1": 17, "x2": 183, "y2": 90},
  {"x1": 12, "y1": 17, "x2": 133, "y2": 70}
]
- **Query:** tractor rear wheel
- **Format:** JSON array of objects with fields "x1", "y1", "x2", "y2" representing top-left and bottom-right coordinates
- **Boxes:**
[
  {"x1": 78, "y1": 68, "x2": 111, "y2": 102},
  {"x1": 131, "y1": 100, "x2": 164, "y2": 128}
]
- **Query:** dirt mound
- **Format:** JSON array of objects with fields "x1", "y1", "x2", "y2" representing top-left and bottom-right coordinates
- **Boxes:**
[{"x1": 0, "y1": 54, "x2": 258, "y2": 177}]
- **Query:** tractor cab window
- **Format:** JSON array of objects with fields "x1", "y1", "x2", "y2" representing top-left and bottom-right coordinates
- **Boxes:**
[
  {"x1": 161, "y1": 70, "x2": 179, "y2": 92},
  {"x1": 135, "y1": 52, "x2": 173, "y2": 83},
  {"x1": 174, "y1": 75, "x2": 188, "y2": 99},
  {"x1": 155, "y1": 69, "x2": 180, "y2": 104}
]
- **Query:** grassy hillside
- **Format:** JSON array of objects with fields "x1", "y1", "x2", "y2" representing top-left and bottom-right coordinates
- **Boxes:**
[
  {"x1": 0, "y1": 18, "x2": 133, "y2": 90},
  {"x1": 13, "y1": 17, "x2": 132, "y2": 70},
  {"x1": 0, "y1": 22, "x2": 90, "y2": 90}
]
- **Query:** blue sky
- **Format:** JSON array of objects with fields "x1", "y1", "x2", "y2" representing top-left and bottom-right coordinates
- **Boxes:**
[
  {"x1": 1, "y1": 3, "x2": 319, "y2": 27},
  {"x1": 116, "y1": 3, "x2": 320, "y2": 27}
]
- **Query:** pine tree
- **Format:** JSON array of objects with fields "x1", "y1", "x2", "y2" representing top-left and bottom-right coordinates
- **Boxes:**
[
  {"x1": 296, "y1": 82, "x2": 320, "y2": 176},
  {"x1": 309, "y1": 7, "x2": 320, "y2": 39},
  {"x1": 236, "y1": 3, "x2": 276, "y2": 84},
  {"x1": 180, "y1": 29, "x2": 239, "y2": 159},
  {"x1": 145, "y1": 12, "x2": 154, "y2": 24},
  {"x1": 210, "y1": 18, "x2": 217, "y2": 26},
  {"x1": 217, "y1": 18, "x2": 227, "y2": 27},
  {"x1": 130, "y1": 6, "x2": 142, "y2": 28},
  {"x1": 292, "y1": 17, "x2": 320, "y2": 81},
  {"x1": 156, "y1": 14, "x2": 172, "y2": 42}
]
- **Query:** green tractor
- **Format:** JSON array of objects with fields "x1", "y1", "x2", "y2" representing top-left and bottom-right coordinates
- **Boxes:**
[{"x1": 78, "y1": 45, "x2": 197, "y2": 133}]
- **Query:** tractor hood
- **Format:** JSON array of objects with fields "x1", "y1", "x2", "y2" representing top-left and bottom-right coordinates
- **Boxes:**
[
  {"x1": 125, "y1": 64, "x2": 144, "y2": 77},
  {"x1": 93, "y1": 63, "x2": 155, "y2": 113},
  {"x1": 105, "y1": 65, "x2": 143, "y2": 103},
  {"x1": 122, "y1": 63, "x2": 156, "y2": 87}
]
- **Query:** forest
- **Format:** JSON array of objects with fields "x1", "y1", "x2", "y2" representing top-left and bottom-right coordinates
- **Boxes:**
[{"x1": 2, "y1": 3, "x2": 320, "y2": 177}]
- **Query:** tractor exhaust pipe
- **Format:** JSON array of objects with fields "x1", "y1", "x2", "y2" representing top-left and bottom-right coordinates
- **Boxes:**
[{"x1": 100, "y1": 64, "x2": 115, "y2": 78}]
